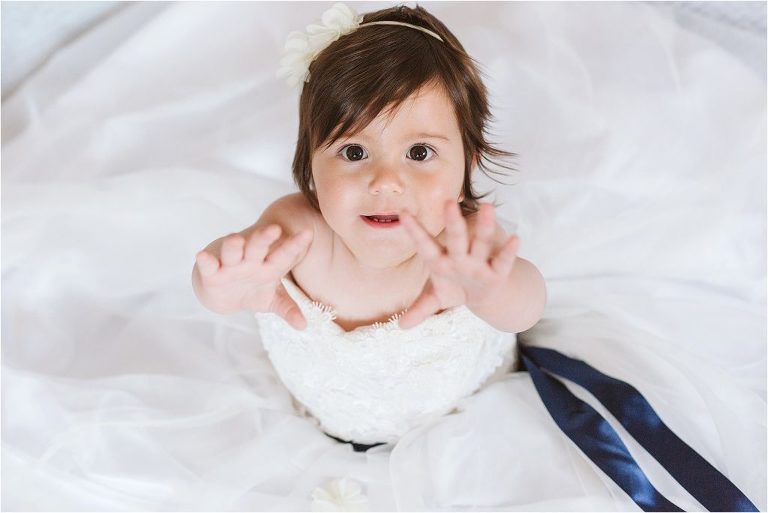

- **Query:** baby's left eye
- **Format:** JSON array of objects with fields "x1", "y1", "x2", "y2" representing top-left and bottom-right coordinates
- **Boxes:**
[{"x1": 408, "y1": 144, "x2": 436, "y2": 161}]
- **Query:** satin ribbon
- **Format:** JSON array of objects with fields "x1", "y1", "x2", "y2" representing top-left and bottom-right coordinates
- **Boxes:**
[{"x1": 519, "y1": 344, "x2": 758, "y2": 512}]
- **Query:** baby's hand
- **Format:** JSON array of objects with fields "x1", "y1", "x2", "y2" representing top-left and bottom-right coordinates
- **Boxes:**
[
  {"x1": 192, "y1": 225, "x2": 313, "y2": 329},
  {"x1": 398, "y1": 201, "x2": 519, "y2": 329}
]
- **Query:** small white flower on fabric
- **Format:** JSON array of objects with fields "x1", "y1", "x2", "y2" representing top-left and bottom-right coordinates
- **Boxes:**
[
  {"x1": 310, "y1": 476, "x2": 369, "y2": 512},
  {"x1": 276, "y1": 3, "x2": 364, "y2": 88}
]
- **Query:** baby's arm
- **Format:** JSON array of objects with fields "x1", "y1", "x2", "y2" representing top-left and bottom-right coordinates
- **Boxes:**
[
  {"x1": 465, "y1": 255, "x2": 546, "y2": 333},
  {"x1": 191, "y1": 194, "x2": 316, "y2": 329}
]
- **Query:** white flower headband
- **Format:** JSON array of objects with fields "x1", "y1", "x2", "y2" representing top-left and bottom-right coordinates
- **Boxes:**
[{"x1": 276, "y1": 2, "x2": 444, "y2": 89}]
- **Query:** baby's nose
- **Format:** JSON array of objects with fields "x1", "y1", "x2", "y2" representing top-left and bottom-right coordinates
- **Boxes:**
[{"x1": 369, "y1": 166, "x2": 404, "y2": 195}]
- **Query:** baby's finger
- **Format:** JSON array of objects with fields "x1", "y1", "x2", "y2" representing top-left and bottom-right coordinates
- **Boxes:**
[
  {"x1": 244, "y1": 224, "x2": 282, "y2": 263},
  {"x1": 490, "y1": 235, "x2": 520, "y2": 277},
  {"x1": 397, "y1": 290, "x2": 441, "y2": 330},
  {"x1": 469, "y1": 203, "x2": 495, "y2": 263},
  {"x1": 264, "y1": 230, "x2": 313, "y2": 274},
  {"x1": 400, "y1": 211, "x2": 443, "y2": 263},
  {"x1": 220, "y1": 234, "x2": 246, "y2": 267},
  {"x1": 195, "y1": 250, "x2": 220, "y2": 278},
  {"x1": 444, "y1": 200, "x2": 469, "y2": 259}
]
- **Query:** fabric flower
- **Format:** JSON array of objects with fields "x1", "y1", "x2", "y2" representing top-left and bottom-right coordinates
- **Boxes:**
[
  {"x1": 310, "y1": 476, "x2": 369, "y2": 512},
  {"x1": 276, "y1": 3, "x2": 364, "y2": 88}
]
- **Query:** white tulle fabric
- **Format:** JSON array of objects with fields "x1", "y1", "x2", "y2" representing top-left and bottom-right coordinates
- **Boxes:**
[
  {"x1": 256, "y1": 278, "x2": 517, "y2": 444},
  {"x1": 2, "y1": 2, "x2": 765, "y2": 511}
]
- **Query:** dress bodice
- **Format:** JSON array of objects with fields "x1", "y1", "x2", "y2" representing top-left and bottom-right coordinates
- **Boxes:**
[{"x1": 255, "y1": 278, "x2": 518, "y2": 444}]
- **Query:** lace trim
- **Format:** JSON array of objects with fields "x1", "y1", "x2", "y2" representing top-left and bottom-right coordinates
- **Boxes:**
[
  {"x1": 309, "y1": 300, "x2": 337, "y2": 320},
  {"x1": 285, "y1": 278, "x2": 410, "y2": 333},
  {"x1": 371, "y1": 310, "x2": 407, "y2": 329}
]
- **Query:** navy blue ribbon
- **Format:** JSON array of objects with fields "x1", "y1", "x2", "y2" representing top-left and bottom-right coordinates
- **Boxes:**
[{"x1": 519, "y1": 344, "x2": 758, "y2": 512}]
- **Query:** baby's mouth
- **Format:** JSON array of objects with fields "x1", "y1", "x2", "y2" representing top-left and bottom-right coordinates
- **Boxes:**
[
  {"x1": 364, "y1": 214, "x2": 399, "y2": 223},
  {"x1": 361, "y1": 213, "x2": 401, "y2": 227}
]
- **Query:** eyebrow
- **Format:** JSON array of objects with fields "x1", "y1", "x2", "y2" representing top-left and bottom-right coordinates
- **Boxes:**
[
  {"x1": 411, "y1": 132, "x2": 451, "y2": 142},
  {"x1": 340, "y1": 132, "x2": 451, "y2": 143}
]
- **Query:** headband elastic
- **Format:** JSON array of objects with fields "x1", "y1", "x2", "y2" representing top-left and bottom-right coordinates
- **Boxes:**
[{"x1": 360, "y1": 20, "x2": 444, "y2": 42}]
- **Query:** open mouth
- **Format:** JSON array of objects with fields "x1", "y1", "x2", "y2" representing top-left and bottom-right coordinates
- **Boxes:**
[{"x1": 361, "y1": 214, "x2": 400, "y2": 227}]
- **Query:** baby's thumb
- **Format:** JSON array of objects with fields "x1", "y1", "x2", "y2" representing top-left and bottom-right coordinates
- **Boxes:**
[{"x1": 271, "y1": 284, "x2": 307, "y2": 330}]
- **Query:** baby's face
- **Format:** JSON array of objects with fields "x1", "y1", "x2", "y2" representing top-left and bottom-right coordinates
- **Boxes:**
[{"x1": 311, "y1": 82, "x2": 467, "y2": 269}]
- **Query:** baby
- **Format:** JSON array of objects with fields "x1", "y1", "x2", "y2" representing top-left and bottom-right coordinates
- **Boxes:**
[
  {"x1": 191, "y1": 1, "x2": 547, "y2": 450},
  {"x1": 192, "y1": 4, "x2": 547, "y2": 336},
  {"x1": 190, "y1": 5, "x2": 764, "y2": 501}
]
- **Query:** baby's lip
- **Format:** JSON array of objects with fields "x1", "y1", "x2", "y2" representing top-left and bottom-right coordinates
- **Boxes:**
[
  {"x1": 362, "y1": 212, "x2": 401, "y2": 221},
  {"x1": 363, "y1": 211, "x2": 400, "y2": 217},
  {"x1": 362, "y1": 214, "x2": 400, "y2": 224}
]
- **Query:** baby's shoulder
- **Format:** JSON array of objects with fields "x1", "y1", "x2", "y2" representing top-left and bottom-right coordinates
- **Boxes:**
[
  {"x1": 257, "y1": 192, "x2": 323, "y2": 236},
  {"x1": 245, "y1": 193, "x2": 329, "y2": 277}
]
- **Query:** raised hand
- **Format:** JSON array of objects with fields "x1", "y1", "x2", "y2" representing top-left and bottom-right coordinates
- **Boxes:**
[
  {"x1": 398, "y1": 200, "x2": 520, "y2": 329},
  {"x1": 192, "y1": 225, "x2": 313, "y2": 329}
]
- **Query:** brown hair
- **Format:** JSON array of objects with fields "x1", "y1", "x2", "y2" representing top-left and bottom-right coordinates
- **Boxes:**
[{"x1": 291, "y1": 3, "x2": 517, "y2": 215}]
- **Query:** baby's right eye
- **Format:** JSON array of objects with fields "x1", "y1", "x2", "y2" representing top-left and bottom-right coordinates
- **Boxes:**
[{"x1": 338, "y1": 144, "x2": 367, "y2": 162}]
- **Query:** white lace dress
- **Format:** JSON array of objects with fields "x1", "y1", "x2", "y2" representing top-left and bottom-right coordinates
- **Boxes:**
[{"x1": 255, "y1": 278, "x2": 518, "y2": 445}]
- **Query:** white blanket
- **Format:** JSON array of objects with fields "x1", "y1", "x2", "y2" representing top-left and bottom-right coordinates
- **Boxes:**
[{"x1": 2, "y1": 2, "x2": 765, "y2": 510}]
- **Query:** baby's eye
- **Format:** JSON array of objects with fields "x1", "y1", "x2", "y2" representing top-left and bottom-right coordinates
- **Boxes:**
[
  {"x1": 339, "y1": 144, "x2": 367, "y2": 162},
  {"x1": 408, "y1": 144, "x2": 436, "y2": 162}
]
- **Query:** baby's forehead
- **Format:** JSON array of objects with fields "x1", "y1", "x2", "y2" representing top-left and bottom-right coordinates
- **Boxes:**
[{"x1": 339, "y1": 89, "x2": 460, "y2": 139}]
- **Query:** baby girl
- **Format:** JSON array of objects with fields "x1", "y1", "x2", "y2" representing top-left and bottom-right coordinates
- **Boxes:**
[
  {"x1": 191, "y1": 3, "x2": 546, "y2": 448},
  {"x1": 189, "y1": 5, "x2": 762, "y2": 508}
]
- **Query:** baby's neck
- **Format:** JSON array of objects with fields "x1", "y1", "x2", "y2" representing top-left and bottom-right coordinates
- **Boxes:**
[
  {"x1": 334, "y1": 236, "x2": 428, "y2": 285},
  {"x1": 290, "y1": 231, "x2": 431, "y2": 330}
]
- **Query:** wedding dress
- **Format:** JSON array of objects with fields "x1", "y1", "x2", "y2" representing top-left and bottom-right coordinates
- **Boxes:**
[
  {"x1": 255, "y1": 277, "x2": 518, "y2": 446},
  {"x1": 3, "y1": 2, "x2": 765, "y2": 510}
]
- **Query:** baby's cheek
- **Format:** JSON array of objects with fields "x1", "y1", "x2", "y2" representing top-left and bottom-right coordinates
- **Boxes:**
[
  {"x1": 429, "y1": 165, "x2": 463, "y2": 197},
  {"x1": 425, "y1": 192, "x2": 463, "y2": 238},
  {"x1": 423, "y1": 202, "x2": 450, "y2": 238},
  {"x1": 315, "y1": 177, "x2": 349, "y2": 209}
]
